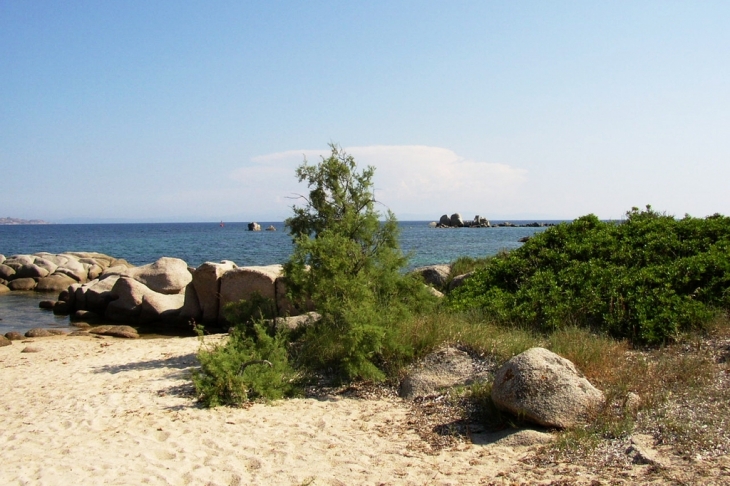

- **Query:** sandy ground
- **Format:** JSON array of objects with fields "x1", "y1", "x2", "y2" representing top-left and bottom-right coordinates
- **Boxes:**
[{"x1": 0, "y1": 334, "x2": 711, "y2": 485}]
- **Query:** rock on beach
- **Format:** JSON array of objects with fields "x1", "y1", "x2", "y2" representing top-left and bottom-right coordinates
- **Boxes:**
[{"x1": 491, "y1": 347, "x2": 605, "y2": 429}]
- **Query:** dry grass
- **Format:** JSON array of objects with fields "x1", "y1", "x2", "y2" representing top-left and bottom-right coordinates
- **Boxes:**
[
  {"x1": 390, "y1": 309, "x2": 541, "y2": 368},
  {"x1": 534, "y1": 313, "x2": 730, "y2": 476},
  {"x1": 392, "y1": 310, "x2": 730, "y2": 480}
]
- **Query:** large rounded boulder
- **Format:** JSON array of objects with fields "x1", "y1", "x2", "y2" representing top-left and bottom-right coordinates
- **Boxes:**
[
  {"x1": 491, "y1": 347, "x2": 605, "y2": 429},
  {"x1": 36, "y1": 274, "x2": 77, "y2": 292},
  {"x1": 31, "y1": 257, "x2": 58, "y2": 275},
  {"x1": 123, "y1": 257, "x2": 192, "y2": 295},
  {"x1": 411, "y1": 264, "x2": 451, "y2": 289},
  {"x1": 447, "y1": 271, "x2": 473, "y2": 292},
  {"x1": 8, "y1": 278, "x2": 37, "y2": 291},
  {"x1": 54, "y1": 257, "x2": 89, "y2": 283},
  {"x1": 14, "y1": 263, "x2": 49, "y2": 279},
  {"x1": 81, "y1": 275, "x2": 121, "y2": 314},
  {"x1": 140, "y1": 292, "x2": 185, "y2": 324},
  {"x1": 105, "y1": 277, "x2": 154, "y2": 322},
  {"x1": 178, "y1": 283, "x2": 202, "y2": 323},
  {"x1": 0, "y1": 264, "x2": 16, "y2": 280},
  {"x1": 3, "y1": 255, "x2": 34, "y2": 270}
]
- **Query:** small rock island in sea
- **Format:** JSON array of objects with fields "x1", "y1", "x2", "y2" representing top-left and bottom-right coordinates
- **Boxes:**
[
  {"x1": 0, "y1": 217, "x2": 50, "y2": 225},
  {"x1": 431, "y1": 213, "x2": 553, "y2": 228}
]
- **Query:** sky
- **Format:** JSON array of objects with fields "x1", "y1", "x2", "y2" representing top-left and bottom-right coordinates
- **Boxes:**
[{"x1": 2, "y1": 1, "x2": 729, "y2": 223}]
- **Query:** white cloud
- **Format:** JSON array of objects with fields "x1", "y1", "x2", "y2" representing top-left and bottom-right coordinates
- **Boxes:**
[{"x1": 230, "y1": 145, "x2": 528, "y2": 220}]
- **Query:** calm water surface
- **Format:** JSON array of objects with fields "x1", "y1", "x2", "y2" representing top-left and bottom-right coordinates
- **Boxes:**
[{"x1": 0, "y1": 221, "x2": 561, "y2": 333}]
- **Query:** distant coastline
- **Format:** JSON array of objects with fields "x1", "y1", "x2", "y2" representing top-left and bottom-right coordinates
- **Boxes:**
[{"x1": 0, "y1": 217, "x2": 51, "y2": 225}]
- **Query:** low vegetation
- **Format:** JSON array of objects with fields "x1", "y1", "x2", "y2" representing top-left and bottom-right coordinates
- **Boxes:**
[
  {"x1": 191, "y1": 146, "x2": 730, "y2": 473},
  {"x1": 191, "y1": 300, "x2": 297, "y2": 407},
  {"x1": 448, "y1": 206, "x2": 730, "y2": 344}
]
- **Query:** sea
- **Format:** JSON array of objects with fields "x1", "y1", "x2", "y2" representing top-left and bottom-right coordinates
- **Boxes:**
[{"x1": 0, "y1": 221, "x2": 562, "y2": 334}]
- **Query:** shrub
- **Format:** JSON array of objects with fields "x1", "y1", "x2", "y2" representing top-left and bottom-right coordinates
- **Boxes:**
[
  {"x1": 442, "y1": 255, "x2": 494, "y2": 290},
  {"x1": 447, "y1": 206, "x2": 730, "y2": 344},
  {"x1": 284, "y1": 144, "x2": 437, "y2": 381},
  {"x1": 192, "y1": 319, "x2": 296, "y2": 407}
]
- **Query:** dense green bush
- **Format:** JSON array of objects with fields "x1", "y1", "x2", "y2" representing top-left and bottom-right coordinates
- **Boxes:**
[
  {"x1": 284, "y1": 144, "x2": 437, "y2": 381},
  {"x1": 192, "y1": 314, "x2": 296, "y2": 407},
  {"x1": 447, "y1": 206, "x2": 730, "y2": 343}
]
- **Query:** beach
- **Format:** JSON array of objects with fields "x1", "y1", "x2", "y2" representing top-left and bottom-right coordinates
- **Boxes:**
[
  {"x1": 4, "y1": 334, "x2": 728, "y2": 485},
  {"x1": 0, "y1": 333, "x2": 597, "y2": 486}
]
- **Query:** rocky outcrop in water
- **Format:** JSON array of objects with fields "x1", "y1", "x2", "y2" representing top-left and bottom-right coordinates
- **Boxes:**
[
  {"x1": 0, "y1": 253, "x2": 298, "y2": 331},
  {"x1": 431, "y1": 215, "x2": 555, "y2": 228},
  {"x1": 0, "y1": 252, "x2": 133, "y2": 291},
  {"x1": 1, "y1": 251, "x2": 303, "y2": 332},
  {"x1": 433, "y1": 214, "x2": 490, "y2": 228}
]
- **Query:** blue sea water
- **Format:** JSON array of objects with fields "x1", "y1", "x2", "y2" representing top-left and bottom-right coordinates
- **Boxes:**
[{"x1": 0, "y1": 221, "x2": 561, "y2": 333}]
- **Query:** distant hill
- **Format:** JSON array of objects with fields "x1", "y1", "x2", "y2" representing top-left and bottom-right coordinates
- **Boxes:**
[{"x1": 0, "y1": 217, "x2": 51, "y2": 225}]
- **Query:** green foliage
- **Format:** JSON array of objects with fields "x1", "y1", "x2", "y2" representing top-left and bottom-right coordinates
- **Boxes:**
[
  {"x1": 448, "y1": 255, "x2": 493, "y2": 280},
  {"x1": 221, "y1": 292, "x2": 277, "y2": 330},
  {"x1": 192, "y1": 321, "x2": 296, "y2": 407},
  {"x1": 284, "y1": 144, "x2": 436, "y2": 381},
  {"x1": 441, "y1": 255, "x2": 494, "y2": 291},
  {"x1": 447, "y1": 206, "x2": 730, "y2": 344}
]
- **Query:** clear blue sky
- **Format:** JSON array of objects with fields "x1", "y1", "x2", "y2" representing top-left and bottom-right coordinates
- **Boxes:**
[{"x1": 2, "y1": 1, "x2": 729, "y2": 223}]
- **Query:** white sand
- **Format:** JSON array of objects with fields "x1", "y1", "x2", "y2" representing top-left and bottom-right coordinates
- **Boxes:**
[{"x1": 0, "y1": 335, "x2": 600, "y2": 485}]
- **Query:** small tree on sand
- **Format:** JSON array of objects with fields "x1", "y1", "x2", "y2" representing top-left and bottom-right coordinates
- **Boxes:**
[{"x1": 284, "y1": 144, "x2": 435, "y2": 381}]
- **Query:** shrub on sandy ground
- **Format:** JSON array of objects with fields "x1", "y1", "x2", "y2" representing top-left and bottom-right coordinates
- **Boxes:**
[
  {"x1": 447, "y1": 206, "x2": 730, "y2": 344},
  {"x1": 192, "y1": 318, "x2": 297, "y2": 407}
]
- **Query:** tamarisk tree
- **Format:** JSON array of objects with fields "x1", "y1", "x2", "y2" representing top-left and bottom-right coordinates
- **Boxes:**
[{"x1": 284, "y1": 144, "x2": 434, "y2": 380}]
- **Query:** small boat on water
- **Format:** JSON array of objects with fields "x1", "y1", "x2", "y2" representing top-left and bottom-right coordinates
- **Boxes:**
[{"x1": 219, "y1": 221, "x2": 224, "y2": 227}]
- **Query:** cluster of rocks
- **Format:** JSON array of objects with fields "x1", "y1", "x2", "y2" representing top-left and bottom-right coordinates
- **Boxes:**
[
  {"x1": 1, "y1": 252, "x2": 305, "y2": 332},
  {"x1": 1, "y1": 324, "x2": 140, "y2": 344},
  {"x1": 432, "y1": 214, "x2": 491, "y2": 228},
  {"x1": 430, "y1": 214, "x2": 555, "y2": 228},
  {"x1": 400, "y1": 345, "x2": 605, "y2": 430},
  {"x1": 247, "y1": 222, "x2": 277, "y2": 231},
  {"x1": 0, "y1": 252, "x2": 133, "y2": 294}
]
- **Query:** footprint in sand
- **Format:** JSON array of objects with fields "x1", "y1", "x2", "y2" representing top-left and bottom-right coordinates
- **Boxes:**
[
  {"x1": 154, "y1": 450, "x2": 177, "y2": 460},
  {"x1": 154, "y1": 429, "x2": 171, "y2": 442}
]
